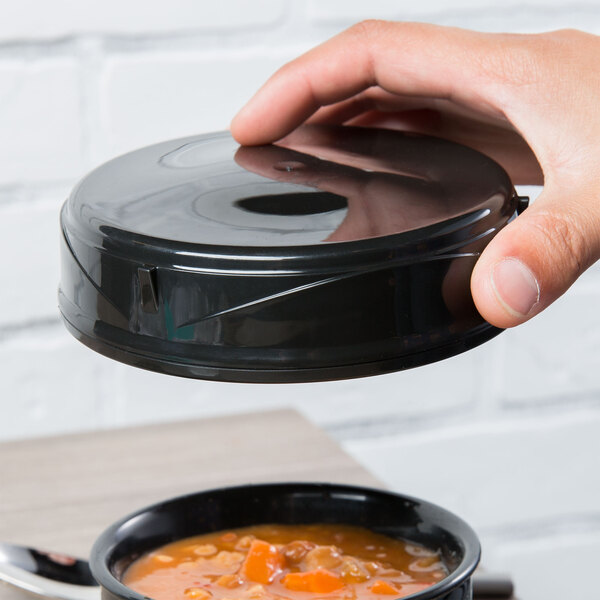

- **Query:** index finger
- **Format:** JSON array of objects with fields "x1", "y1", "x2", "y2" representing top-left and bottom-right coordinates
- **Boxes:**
[{"x1": 230, "y1": 21, "x2": 514, "y2": 145}]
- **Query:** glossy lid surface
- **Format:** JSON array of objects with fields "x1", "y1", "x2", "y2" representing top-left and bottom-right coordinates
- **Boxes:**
[{"x1": 64, "y1": 125, "x2": 513, "y2": 255}]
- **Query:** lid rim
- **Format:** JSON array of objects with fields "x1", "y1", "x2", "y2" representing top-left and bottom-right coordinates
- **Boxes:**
[
  {"x1": 60, "y1": 313, "x2": 502, "y2": 384},
  {"x1": 62, "y1": 205, "x2": 514, "y2": 275}
]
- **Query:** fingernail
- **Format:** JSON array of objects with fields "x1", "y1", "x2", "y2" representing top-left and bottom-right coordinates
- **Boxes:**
[{"x1": 491, "y1": 258, "x2": 540, "y2": 317}]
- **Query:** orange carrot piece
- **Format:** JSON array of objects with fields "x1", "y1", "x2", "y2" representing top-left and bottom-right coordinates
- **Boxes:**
[
  {"x1": 283, "y1": 569, "x2": 344, "y2": 593},
  {"x1": 370, "y1": 580, "x2": 400, "y2": 595},
  {"x1": 311, "y1": 570, "x2": 345, "y2": 593},
  {"x1": 241, "y1": 540, "x2": 284, "y2": 584},
  {"x1": 282, "y1": 572, "x2": 311, "y2": 592}
]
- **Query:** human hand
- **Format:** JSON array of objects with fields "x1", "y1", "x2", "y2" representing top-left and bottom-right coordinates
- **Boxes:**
[{"x1": 231, "y1": 22, "x2": 600, "y2": 328}]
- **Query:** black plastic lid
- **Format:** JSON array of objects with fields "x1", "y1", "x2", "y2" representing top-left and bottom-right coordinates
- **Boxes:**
[{"x1": 59, "y1": 125, "x2": 519, "y2": 383}]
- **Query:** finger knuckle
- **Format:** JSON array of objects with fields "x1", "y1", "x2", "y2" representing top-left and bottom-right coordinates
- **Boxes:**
[
  {"x1": 478, "y1": 36, "x2": 545, "y2": 89},
  {"x1": 527, "y1": 209, "x2": 591, "y2": 276},
  {"x1": 546, "y1": 28, "x2": 588, "y2": 43},
  {"x1": 347, "y1": 19, "x2": 389, "y2": 42},
  {"x1": 344, "y1": 20, "x2": 391, "y2": 84}
]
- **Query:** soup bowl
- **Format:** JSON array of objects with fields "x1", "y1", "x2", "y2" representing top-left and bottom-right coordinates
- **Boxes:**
[{"x1": 90, "y1": 482, "x2": 480, "y2": 600}]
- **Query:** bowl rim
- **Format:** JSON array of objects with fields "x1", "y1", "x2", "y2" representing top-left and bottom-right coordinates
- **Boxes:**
[{"x1": 90, "y1": 482, "x2": 481, "y2": 600}]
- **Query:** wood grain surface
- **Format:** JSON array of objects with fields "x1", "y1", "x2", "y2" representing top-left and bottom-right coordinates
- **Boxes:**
[{"x1": 0, "y1": 409, "x2": 380, "y2": 599}]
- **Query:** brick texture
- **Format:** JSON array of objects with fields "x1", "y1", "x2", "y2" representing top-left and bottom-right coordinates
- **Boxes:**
[
  {"x1": 0, "y1": 2, "x2": 287, "y2": 41},
  {"x1": 0, "y1": 58, "x2": 85, "y2": 185},
  {"x1": 308, "y1": 0, "x2": 600, "y2": 33},
  {"x1": 0, "y1": 325, "x2": 118, "y2": 440},
  {"x1": 343, "y1": 410, "x2": 600, "y2": 530},
  {"x1": 0, "y1": 186, "x2": 69, "y2": 326},
  {"x1": 501, "y1": 283, "x2": 600, "y2": 406},
  {"x1": 484, "y1": 529, "x2": 600, "y2": 600},
  {"x1": 101, "y1": 48, "x2": 308, "y2": 158}
]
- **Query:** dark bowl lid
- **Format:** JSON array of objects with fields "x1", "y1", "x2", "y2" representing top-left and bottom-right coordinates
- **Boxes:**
[{"x1": 59, "y1": 125, "x2": 519, "y2": 382}]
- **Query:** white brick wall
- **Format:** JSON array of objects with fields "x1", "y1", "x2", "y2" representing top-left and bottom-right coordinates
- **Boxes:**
[
  {"x1": 308, "y1": 0, "x2": 600, "y2": 33},
  {"x1": 0, "y1": 185, "x2": 70, "y2": 325},
  {"x1": 0, "y1": 324, "x2": 117, "y2": 440},
  {"x1": 344, "y1": 410, "x2": 600, "y2": 529},
  {"x1": 0, "y1": 58, "x2": 85, "y2": 184},
  {"x1": 0, "y1": 2, "x2": 288, "y2": 40},
  {"x1": 1, "y1": 3, "x2": 599, "y2": 600},
  {"x1": 102, "y1": 48, "x2": 308, "y2": 157},
  {"x1": 484, "y1": 530, "x2": 600, "y2": 600}
]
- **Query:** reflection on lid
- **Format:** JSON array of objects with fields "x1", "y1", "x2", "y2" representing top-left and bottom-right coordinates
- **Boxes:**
[{"x1": 68, "y1": 125, "x2": 511, "y2": 248}]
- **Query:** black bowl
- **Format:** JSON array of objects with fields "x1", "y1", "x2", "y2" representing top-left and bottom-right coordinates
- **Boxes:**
[{"x1": 90, "y1": 483, "x2": 480, "y2": 600}]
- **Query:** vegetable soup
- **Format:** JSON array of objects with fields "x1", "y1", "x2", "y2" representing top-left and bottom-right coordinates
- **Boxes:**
[{"x1": 123, "y1": 524, "x2": 447, "y2": 600}]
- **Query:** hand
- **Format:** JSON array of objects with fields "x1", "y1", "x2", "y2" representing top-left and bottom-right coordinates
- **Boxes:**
[{"x1": 231, "y1": 22, "x2": 600, "y2": 328}]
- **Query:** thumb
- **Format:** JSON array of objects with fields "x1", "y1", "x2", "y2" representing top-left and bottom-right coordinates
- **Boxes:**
[{"x1": 471, "y1": 184, "x2": 600, "y2": 328}]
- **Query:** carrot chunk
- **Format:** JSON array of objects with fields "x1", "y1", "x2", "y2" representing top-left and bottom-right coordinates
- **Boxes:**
[
  {"x1": 283, "y1": 569, "x2": 345, "y2": 593},
  {"x1": 241, "y1": 540, "x2": 284, "y2": 584},
  {"x1": 282, "y1": 572, "x2": 311, "y2": 592},
  {"x1": 370, "y1": 580, "x2": 399, "y2": 595}
]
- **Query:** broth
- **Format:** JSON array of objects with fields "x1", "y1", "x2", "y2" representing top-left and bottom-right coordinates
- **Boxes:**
[{"x1": 123, "y1": 524, "x2": 447, "y2": 600}]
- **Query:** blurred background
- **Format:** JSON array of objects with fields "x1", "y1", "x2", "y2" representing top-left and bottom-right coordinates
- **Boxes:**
[{"x1": 1, "y1": 2, "x2": 599, "y2": 599}]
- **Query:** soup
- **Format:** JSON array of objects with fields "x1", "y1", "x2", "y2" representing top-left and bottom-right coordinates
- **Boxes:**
[{"x1": 123, "y1": 524, "x2": 447, "y2": 600}]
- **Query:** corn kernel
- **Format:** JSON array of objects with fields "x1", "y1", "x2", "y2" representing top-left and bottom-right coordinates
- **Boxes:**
[
  {"x1": 217, "y1": 574, "x2": 244, "y2": 588},
  {"x1": 194, "y1": 544, "x2": 218, "y2": 557},
  {"x1": 154, "y1": 554, "x2": 174, "y2": 563},
  {"x1": 236, "y1": 535, "x2": 255, "y2": 550},
  {"x1": 184, "y1": 587, "x2": 212, "y2": 599}
]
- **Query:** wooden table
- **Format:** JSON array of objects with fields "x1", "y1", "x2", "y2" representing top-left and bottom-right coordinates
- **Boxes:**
[{"x1": 0, "y1": 409, "x2": 381, "y2": 599}]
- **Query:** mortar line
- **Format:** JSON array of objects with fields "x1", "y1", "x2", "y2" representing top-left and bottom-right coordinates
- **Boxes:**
[
  {"x1": 0, "y1": 317, "x2": 62, "y2": 342},
  {"x1": 479, "y1": 512, "x2": 600, "y2": 542},
  {"x1": 332, "y1": 402, "x2": 600, "y2": 442},
  {"x1": 0, "y1": 3, "x2": 597, "y2": 58}
]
